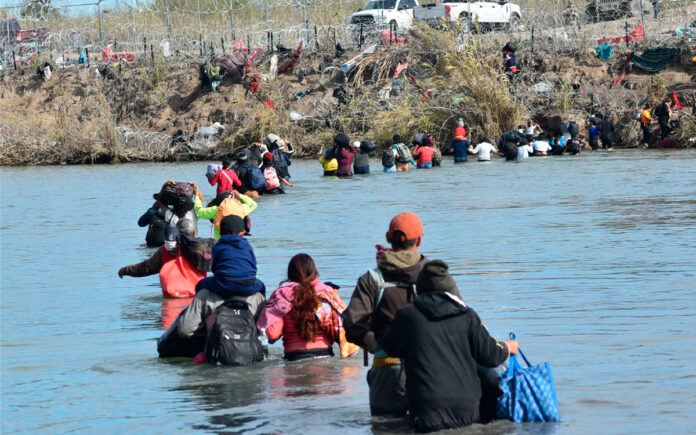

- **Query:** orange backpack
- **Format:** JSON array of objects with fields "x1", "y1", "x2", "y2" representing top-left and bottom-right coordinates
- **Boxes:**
[{"x1": 214, "y1": 196, "x2": 245, "y2": 231}]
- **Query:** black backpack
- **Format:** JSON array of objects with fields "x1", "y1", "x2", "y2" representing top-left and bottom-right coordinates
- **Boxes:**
[
  {"x1": 272, "y1": 149, "x2": 289, "y2": 179},
  {"x1": 566, "y1": 138, "x2": 581, "y2": 154},
  {"x1": 382, "y1": 148, "x2": 395, "y2": 167},
  {"x1": 205, "y1": 299, "x2": 264, "y2": 366},
  {"x1": 567, "y1": 121, "x2": 579, "y2": 138},
  {"x1": 145, "y1": 214, "x2": 166, "y2": 247}
]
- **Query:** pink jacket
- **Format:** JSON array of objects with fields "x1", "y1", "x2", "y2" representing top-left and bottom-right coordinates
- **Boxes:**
[{"x1": 257, "y1": 279, "x2": 336, "y2": 354}]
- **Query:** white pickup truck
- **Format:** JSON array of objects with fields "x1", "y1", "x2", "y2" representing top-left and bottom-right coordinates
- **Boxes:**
[
  {"x1": 413, "y1": 0, "x2": 522, "y2": 32},
  {"x1": 348, "y1": 0, "x2": 419, "y2": 30}
]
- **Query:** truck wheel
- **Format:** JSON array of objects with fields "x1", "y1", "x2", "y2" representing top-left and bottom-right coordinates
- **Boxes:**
[
  {"x1": 458, "y1": 13, "x2": 472, "y2": 33},
  {"x1": 509, "y1": 14, "x2": 521, "y2": 31}
]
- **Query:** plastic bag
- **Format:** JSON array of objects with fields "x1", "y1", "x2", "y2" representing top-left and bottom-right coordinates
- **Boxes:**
[{"x1": 497, "y1": 333, "x2": 561, "y2": 423}]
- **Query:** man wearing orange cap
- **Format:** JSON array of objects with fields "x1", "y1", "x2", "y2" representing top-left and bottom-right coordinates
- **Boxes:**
[{"x1": 343, "y1": 212, "x2": 428, "y2": 417}]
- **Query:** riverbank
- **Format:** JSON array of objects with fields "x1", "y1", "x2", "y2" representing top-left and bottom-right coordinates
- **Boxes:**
[{"x1": 1, "y1": 18, "x2": 695, "y2": 165}]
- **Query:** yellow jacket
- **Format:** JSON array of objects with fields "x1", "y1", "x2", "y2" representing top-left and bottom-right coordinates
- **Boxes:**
[{"x1": 319, "y1": 155, "x2": 338, "y2": 172}]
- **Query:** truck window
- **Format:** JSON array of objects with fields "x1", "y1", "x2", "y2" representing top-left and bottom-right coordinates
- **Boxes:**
[
  {"x1": 363, "y1": 0, "x2": 397, "y2": 9},
  {"x1": 402, "y1": 0, "x2": 417, "y2": 8}
]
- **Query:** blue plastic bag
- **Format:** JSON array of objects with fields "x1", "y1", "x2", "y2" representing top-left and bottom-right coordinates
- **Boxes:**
[{"x1": 497, "y1": 333, "x2": 561, "y2": 423}]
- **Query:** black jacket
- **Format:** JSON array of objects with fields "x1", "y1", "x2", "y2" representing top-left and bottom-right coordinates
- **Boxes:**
[{"x1": 381, "y1": 292, "x2": 509, "y2": 432}]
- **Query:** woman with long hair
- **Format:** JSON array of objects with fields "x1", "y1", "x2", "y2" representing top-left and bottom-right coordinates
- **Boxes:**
[{"x1": 257, "y1": 254, "x2": 358, "y2": 361}]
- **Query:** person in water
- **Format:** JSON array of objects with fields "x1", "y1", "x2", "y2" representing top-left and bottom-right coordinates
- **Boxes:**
[
  {"x1": 231, "y1": 151, "x2": 260, "y2": 198},
  {"x1": 138, "y1": 199, "x2": 166, "y2": 247},
  {"x1": 451, "y1": 131, "x2": 471, "y2": 163},
  {"x1": 208, "y1": 156, "x2": 242, "y2": 196},
  {"x1": 157, "y1": 215, "x2": 266, "y2": 358},
  {"x1": 157, "y1": 180, "x2": 201, "y2": 234},
  {"x1": 190, "y1": 183, "x2": 257, "y2": 239},
  {"x1": 413, "y1": 136, "x2": 434, "y2": 169},
  {"x1": 468, "y1": 137, "x2": 499, "y2": 161},
  {"x1": 381, "y1": 260, "x2": 519, "y2": 432},
  {"x1": 353, "y1": 141, "x2": 371, "y2": 174},
  {"x1": 319, "y1": 147, "x2": 339, "y2": 176},
  {"x1": 256, "y1": 253, "x2": 358, "y2": 361},
  {"x1": 342, "y1": 212, "x2": 428, "y2": 417},
  {"x1": 382, "y1": 136, "x2": 400, "y2": 173},
  {"x1": 329, "y1": 133, "x2": 357, "y2": 177},
  {"x1": 118, "y1": 219, "x2": 212, "y2": 298},
  {"x1": 261, "y1": 152, "x2": 294, "y2": 194}
]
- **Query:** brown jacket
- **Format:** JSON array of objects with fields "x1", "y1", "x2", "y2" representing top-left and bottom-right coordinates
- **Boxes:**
[
  {"x1": 342, "y1": 251, "x2": 428, "y2": 346},
  {"x1": 120, "y1": 246, "x2": 176, "y2": 277}
]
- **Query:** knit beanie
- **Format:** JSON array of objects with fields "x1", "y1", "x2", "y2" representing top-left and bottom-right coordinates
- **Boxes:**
[
  {"x1": 334, "y1": 133, "x2": 350, "y2": 148},
  {"x1": 416, "y1": 260, "x2": 460, "y2": 296}
]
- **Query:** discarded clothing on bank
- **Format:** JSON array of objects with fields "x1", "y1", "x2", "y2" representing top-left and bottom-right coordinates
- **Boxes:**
[
  {"x1": 102, "y1": 47, "x2": 134, "y2": 62},
  {"x1": 340, "y1": 44, "x2": 376, "y2": 74},
  {"x1": 597, "y1": 25, "x2": 643, "y2": 45},
  {"x1": 192, "y1": 123, "x2": 225, "y2": 148},
  {"x1": 277, "y1": 41, "x2": 303, "y2": 75},
  {"x1": 595, "y1": 45, "x2": 613, "y2": 60},
  {"x1": 632, "y1": 47, "x2": 680, "y2": 72},
  {"x1": 220, "y1": 52, "x2": 248, "y2": 83}
]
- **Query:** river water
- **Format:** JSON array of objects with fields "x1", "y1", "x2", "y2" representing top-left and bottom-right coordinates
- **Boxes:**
[{"x1": 2, "y1": 150, "x2": 696, "y2": 434}]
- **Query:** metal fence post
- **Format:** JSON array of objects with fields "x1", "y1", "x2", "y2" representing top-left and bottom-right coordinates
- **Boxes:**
[
  {"x1": 198, "y1": 0, "x2": 202, "y2": 37},
  {"x1": 97, "y1": 0, "x2": 104, "y2": 47},
  {"x1": 228, "y1": 0, "x2": 236, "y2": 41},
  {"x1": 594, "y1": 0, "x2": 599, "y2": 24},
  {"x1": 639, "y1": 0, "x2": 646, "y2": 40},
  {"x1": 551, "y1": 0, "x2": 557, "y2": 28},
  {"x1": 531, "y1": 25, "x2": 534, "y2": 53},
  {"x1": 302, "y1": 0, "x2": 308, "y2": 45},
  {"x1": 164, "y1": 0, "x2": 172, "y2": 41},
  {"x1": 625, "y1": 21, "x2": 630, "y2": 47}
]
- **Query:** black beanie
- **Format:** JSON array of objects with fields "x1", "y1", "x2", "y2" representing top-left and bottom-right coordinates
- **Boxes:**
[
  {"x1": 220, "y1": 215, "x2": 246, "y2": 236},
  {"x1": 334, "y1": 133, "x2": 350, "y2": 148},
  {"x1": 416, "y1": 260, "x2": 460, "y2": 296}
]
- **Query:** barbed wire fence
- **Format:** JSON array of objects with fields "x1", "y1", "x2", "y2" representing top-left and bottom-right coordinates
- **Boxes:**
[{"x1": 1, "y1": 0, "x2": 693, "y2": 61}]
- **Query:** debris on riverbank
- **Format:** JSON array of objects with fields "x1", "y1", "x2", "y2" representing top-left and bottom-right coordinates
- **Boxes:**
[{"x1": 1, "y1": 19, "x2": 694, "y2": 165}]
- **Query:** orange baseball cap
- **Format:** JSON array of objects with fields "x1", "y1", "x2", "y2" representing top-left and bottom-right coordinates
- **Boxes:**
[{"x1": 386, "y1": 212, "x2": 423, "y2": 242}]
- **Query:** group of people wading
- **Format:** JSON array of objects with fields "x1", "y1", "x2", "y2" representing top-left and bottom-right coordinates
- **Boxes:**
[{"x1": 120, "y1": 184, "x2": 521, "y2": 432}]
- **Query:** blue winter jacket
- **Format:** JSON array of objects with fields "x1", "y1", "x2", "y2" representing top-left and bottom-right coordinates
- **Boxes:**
[{"x1": 195, "y1": 234, "x2": 265, "y2": 297}]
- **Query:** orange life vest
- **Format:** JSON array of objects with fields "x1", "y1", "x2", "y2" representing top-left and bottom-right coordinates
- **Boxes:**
[{"x1": 159, "y1": 247, "x2": 206, "y2": 298}]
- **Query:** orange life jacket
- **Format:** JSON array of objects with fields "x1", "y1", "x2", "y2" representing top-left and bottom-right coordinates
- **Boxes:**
[{"x1": 159, "y1": 247, "x2": 206, "y2": 298}]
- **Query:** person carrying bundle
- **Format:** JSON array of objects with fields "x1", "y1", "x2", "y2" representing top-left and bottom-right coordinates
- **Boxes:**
[
  {"x1": 190, "y1": 182, "x2": 257, "y2": 239},
  {"x1": 329, "y1": 133, "x2": 357, "y2": 177}
]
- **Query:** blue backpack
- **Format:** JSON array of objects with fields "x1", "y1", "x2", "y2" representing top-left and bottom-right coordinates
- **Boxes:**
[{"x1": 247, "y1": 167, "x2": 266, "y2": 191}]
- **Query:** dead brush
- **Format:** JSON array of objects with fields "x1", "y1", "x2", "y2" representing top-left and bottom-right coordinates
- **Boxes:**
[
  {"x1": 368, "y1": 23, "x2": 524, "y2": 146},
  {"x1": 672, "y1": 113, "x2": 696, "y2": 147}
]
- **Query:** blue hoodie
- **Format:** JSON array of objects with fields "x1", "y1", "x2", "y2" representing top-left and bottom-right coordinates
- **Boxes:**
[{"x1": 195, "y1": 234, "x2": 265, "y2": 297}]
